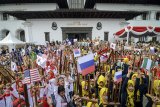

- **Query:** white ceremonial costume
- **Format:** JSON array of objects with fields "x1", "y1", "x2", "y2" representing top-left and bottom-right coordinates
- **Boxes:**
[
  {"x1": 0, "y1": 94, "x2": 5, "y2": 107},
  {"x1": 5, "y1": 90, "x2": 13, "y2": 107}
]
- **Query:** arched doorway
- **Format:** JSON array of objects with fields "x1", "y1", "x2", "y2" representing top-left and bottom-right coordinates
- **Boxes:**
[
  {"x1": 16, "y1": 29, "x2": 25, "y2": 42},
  {"x1": 0, "y1": 29, "x2": 10, "y2": 40}
]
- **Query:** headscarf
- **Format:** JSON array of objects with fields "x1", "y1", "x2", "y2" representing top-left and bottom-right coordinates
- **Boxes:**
[
  {"x1": 86, "y1": 102, "x2": 99, "y2": 107},
  {"x1": 123, "y1": 58, "x2": 129, "y2": 64},
  {"x1": 94, "y1": 53, "x2": 98, "y2": 61},
  {"x1": 126, "y1": 80, "x2": 135, "y2": 107},
  {"x1": 99, "y1": 87, "x2": 108, "y2": 105},
  {"x1": 132, "y1": 73, "x2": 142, "y2": 102},
  {"x1": 97, "y1": 75, "x2": 106, "y2": 89},
  {"x1": 81, "y1": 81, "x2": 88, "y2": 97},
  {"x1": 131, "y1": 73, "x2": 138, "y2": 81},
  {"x1": 153, "y1": 80, "x2": 160, "y2": 95}
]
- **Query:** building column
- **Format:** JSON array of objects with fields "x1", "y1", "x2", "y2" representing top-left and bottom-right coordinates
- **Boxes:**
[
  {"x1": 157, "y1": 35, "x2": 160, "y2": 41},
  {"x1": 0, "y1": 31, "x2": 3, "y2": 40},
  {"x1": 0, "y1": 13, "x2": 2, "y2": 20},
  {"x1": 150, "y1": 11, "x2": 156, "y2": 20},
  {"x1": 22, "y1": 21, "x2": 33, "y2": 43}
]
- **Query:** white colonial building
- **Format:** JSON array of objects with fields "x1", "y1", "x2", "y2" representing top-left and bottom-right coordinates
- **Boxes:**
[{"x1": 0, "y1": 0, "x2": 160, "y2": 45}]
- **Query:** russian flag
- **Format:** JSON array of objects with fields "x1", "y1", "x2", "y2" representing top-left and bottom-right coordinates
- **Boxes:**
[
  {"x1": 114, "y1": 71, "x2": 122, "y2": 83},
  {"x1": 73, "y1": 49, "x2": 81, "y2": 57},
  {"x1": 77, "y1": 53, "x2": 95, "y2": 76}
]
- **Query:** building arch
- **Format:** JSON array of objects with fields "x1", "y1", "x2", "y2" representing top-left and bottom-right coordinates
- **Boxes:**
[
  {"x1": 0, "y1": 29, "x2": 10, "y2": 40},
  {"x1": 16, "y1": 29, "x2": 25, "y2": 42}
]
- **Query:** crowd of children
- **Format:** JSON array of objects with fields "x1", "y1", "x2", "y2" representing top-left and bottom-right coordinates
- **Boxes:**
[{"x1": 0, "y1": 39, "x2": 159, "y2": 107}]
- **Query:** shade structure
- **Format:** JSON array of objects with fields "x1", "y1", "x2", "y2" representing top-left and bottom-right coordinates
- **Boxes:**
[
  {"x1": 0, "y1": 32, "x2": 25, "y2": 45},
  {"x1": 114, "y1": 26, "x2": 160, "y2": 38}
]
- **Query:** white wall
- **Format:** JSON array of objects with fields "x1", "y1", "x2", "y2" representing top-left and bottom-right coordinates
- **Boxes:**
[
  {"x1": 0, "y1": 20, "x2": 25, "y2": 36},
  {"x1": 0, "y1": 3, "x2": 57, "y2": 11},
  {"x1": 95, "y1": 3, "x2": 160, "y2": 12},
  {"x1": 28, "y1": 18, "x2": 125, "y2": 44},
  {"x1": 127, "y1": 20, "x2": 160, "y2": 26},
  {"x1": 0, "y1": 19, "x2": 159, "y2": 45}
]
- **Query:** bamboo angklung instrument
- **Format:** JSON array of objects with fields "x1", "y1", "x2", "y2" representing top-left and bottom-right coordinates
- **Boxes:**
[
  {"x1": 132, "y1": 51, "x2": 136, "y2": 71},
  {"x1": 107, "y1": 49, "x2": 114, "y2": 102},
  {"x1": 98, "y1": 55, "x2": 101, "y2": 74},
  {"x1": 88, "y1": 74, "x2": 92, "y2": 99},
  {"x1": 73, "y1": 56, "x2": 82, "y2": 96},
  {"x1": 81, "y1": 97, "x2": 121, "y2": 106}
]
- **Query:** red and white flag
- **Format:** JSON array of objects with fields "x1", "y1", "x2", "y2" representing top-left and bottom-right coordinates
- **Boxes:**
[
  {"x1": 110, "y1": 43, "x2": 116, "y2": 50},
  {"x1": 30, "y1": 68, "x2": 41, "y2": 83}
]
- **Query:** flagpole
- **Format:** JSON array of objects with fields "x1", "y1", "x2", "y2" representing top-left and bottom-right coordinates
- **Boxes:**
[
  {"x1": 59, "y1": 50, "x2": 62, "y2": 74},
  {"x1": 24, "y1": 83, "x2": 29, "y2": 107}
]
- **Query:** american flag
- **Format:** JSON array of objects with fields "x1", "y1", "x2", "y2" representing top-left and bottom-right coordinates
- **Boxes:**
[
  {"x1": 23, "y1": 70, "x2": 31, "y2": 84},
  {"x1": 30, "y1": 68, "x2": 41, "y2": 82}
]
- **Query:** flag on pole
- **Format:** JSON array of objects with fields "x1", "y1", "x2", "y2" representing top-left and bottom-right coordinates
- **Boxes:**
[
  {"x1": 23, "y1": 70, "x2": 31, "y2": 84},
  {"x1": 73, "y1": 49, "x2": 81, "y2": 57},
  {"x1": 11, "y1": 61, "x2": 17, "y2": 72},
  {"x1": 124, "y1": 46, "x2": 132, "y2": 50},
  {"x1": 141, "y1": 58, "x2": 154, "y2": 70},
  {"x1": 110, "y1": 43, "x2": 116, "y2": 50},
  {"x1": 77, "y1": 53, "x2": 95, "y2": 76},
  {"x1": 100, "y1": 53, "x2": 110, "y2": 62},
  {"x1": 114, "y1": 71, "x2": 122, "y2": 83},
  {"x1": 30, "y1": 68, "x2": 41, "y2": 82},
  {"x1": 28, "y1": 46, "x2": 32, "y2": 51},
  {"x1": 30, "y1": 51, "x2": 37, "y2": 61},
  {"x1": 150, "y1": 47, "x2": 155, "y2": 54},
  {"x1": 36, "y1": 55, "x2": 47, "y2": 68}
]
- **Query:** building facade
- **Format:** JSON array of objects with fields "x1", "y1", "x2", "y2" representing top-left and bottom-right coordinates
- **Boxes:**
[{"x1": 0, "y1": 0, "x2": 160, "y2": 45}]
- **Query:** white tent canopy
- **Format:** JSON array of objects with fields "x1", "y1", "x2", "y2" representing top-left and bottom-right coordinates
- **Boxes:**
[
  {"x1": 0, "y1": 32, "x2": 25, "y2": 52},
  {"x1": 0, "y1": 32, "x2": 25, "y2": 45}
]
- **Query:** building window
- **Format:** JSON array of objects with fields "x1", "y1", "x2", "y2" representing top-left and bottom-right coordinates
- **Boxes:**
[
  {"x1": 156, "y1": 13, "x2": 160, "y2": 20},
  {"x1": 146, "y1": 13, "x2": 150, "y2": 20},
  {"x1": 45, "y1": 32, "x2": 50, "y2": 42},
  {"x1": 69, "y1": 0, "x2": 84, "y2": 9},
  {"x1": 152, "y1": 37, "x2": 157, "y2": 41},
  {"x1": 142, "y1": 13, "x2": 147, "y2": 20},
  {"x1": 19, "y1": 31, "x2": 25, "y2": 42},
  {"x1": 104, "y1": 32, "x2": 108, "y2": 41},
  {"x1": 3, "y1": 13, "x2": 8, "y2": 20}
]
